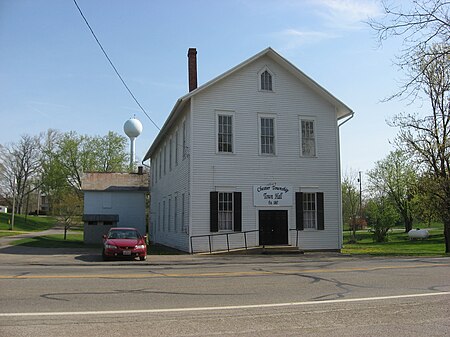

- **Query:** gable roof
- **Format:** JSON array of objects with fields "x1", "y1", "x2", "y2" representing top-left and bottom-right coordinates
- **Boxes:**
[{"x1": 144, "y1": 47, "x2": 354, "y2": 160}]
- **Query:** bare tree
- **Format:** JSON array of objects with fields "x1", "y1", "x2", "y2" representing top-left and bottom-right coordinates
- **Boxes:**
[
  {"x1": 0, "y1": 135, "x2": 42, "y2": 214},
  {"x1": 393, "y1": 47, "x2": 450, "y2": 252},
  {"x1": 369, "y1": 0, "x2": 450, "y2": 100}
]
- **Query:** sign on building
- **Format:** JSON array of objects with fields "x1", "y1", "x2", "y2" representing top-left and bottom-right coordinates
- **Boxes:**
[{"x1": 253, "y1": 185, "x2": 293, "y2": 206}]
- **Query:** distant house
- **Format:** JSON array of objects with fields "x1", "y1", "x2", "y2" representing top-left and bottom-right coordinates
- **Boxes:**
[
  {"x1": 0, "y1": 206, "x2": 7, "y2": 213},
  {"x1": 81, "y1": 169, "x2": 149, "y2": 244},
  {"x1": 143, "y1": 47, "x2": 353, "y2": 253}
]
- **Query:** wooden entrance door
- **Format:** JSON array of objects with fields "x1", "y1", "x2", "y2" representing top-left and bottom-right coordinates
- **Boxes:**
[{"x1": 259, "y1": 210, "x2": 288, "y2": 245}]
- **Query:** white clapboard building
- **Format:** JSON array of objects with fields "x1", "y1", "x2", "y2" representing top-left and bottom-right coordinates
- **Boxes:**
[{"x1": 144, "y1": 47, "x2": 353, "y2": 253}]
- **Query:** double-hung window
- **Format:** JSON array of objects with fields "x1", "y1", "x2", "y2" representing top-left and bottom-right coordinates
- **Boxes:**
[
  {"x1": 218, "y1": 192, "x2": 233, "y2": 231},
  {"x1": 303, "y1": 193, "x2": 316, "y2": 229},
  {"x1": 182, "y1": 120, "x2": 187, "y2": 159},
  {"x1": 210, "y1": 191, "x2": 242, "y2": 233},
  {"x1": 175, "y1": 130, "x2": 179, "y2": 166},
  {"x1": 158, "y1": 151, "x2": 162, "y2": 179},
  {"x1": 169, "y1": 137, "x2": 173, "y2": 171},
  {"x1": 163, "y1": 200, "x2": 166, "y2": 232},
  {"x1": 168, "y1": 198, "x2": 172, "y2": 232},
  {"x1": 260, "y1": 117, "x2": 275, "y2": 155},
  {"x1": 301, "y1": 119, "x2": 316, "y2": 157},
  {"x1": 218, "y1": 114, "x2": 233, "y2": 153},
  {"x1": 174, "y1": 195, "x2": 178, "y2": 232},
  {"x1": 163, "y1": 144, "x2": 167, "y2": 174}
]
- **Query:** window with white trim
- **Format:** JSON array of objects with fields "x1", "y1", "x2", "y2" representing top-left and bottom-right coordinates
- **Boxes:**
[
  {"x1": 301, "y1": 119, "x2": 316, "y2": 156},
  {"x1": 303, "y1": 192, "x2": 316, "y2": 229},
  {"x1": 158, "y1": 151, "x2": 162, "y2": 179},
  {"x1": 163, "y1": 144, "x2": 167, "y2": 174},
  {"x1": 218, "y1": 192, "x2": 233, "y2": 231},
  {"x1": 168, "y1": 198, "x2": 172, "y2": 231},
  {"x1": 153, "y1": 157, "x2": 157, "y2": 184},
  {"x1": 175, "y1": 129, "x2": 179, "y2": 166},
  {"x1": 163, "y1": 200, "x2": 166, "y2": 232},
  {"x1": 181, "y1": 193, "x2": 186, "y2": 233},
  {"x1": 260, "y1": 70, "x2": 272, "y2": 91},
  {"x1": 182, "y1": 120, "x2": 187, "y2": 159},
  {"x1": 174, "y1": 195, "x2": 178, "y2": 232},
  {"x1": 260, "y1": 117, "x2": 275, "y2": 155},
  {"x1": 158, "y1": 202, "x2": 161, "y2": 232},
  {"x1": 169, "y1": 137, "x2": 173, "y2": 171},
  {"x1": 218, "y1": 114, "x2": 233, "y2": 153}
]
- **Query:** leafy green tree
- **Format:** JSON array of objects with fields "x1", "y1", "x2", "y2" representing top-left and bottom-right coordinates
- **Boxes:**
[
  {"x1": 40, "y1": 130, "x2": 128, "y2": 214},
  {"x1": 370, "y1": 2, "x2": 450, "y2": 252},
  {"x1": 342, "y1": 171, "x2": 361, "y2": 242},
  {"x1": 411, "y1": 175, "x2": 440, "y2": 228},
  {"x1": 367, "y1": 150, "x2": 416, "y2": 233},
  {"x1": 392, "y1": 46, "x2": 450, "y2": 252},
  {"x1": 365, "y1": 197, "x2": 400, "y2": 242},
  {"x1": 91, "y1": 131, "x2": 129, "y2": 172}
]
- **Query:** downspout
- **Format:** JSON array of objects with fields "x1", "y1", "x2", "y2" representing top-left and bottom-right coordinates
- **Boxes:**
[
  {"x1": 337, "y1": 111, "x2": 354, "y2": 250},
  {"x1": 141, "y1": 159, "x2": 151, "y2": 242},
  {"x1": 338, "y1": 112, "x2": 354, "y2": 127}
]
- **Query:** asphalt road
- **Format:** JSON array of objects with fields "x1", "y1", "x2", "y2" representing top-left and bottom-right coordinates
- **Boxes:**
[{"x1": 0, "y1": 247, "x2": 449, "y2": 336}]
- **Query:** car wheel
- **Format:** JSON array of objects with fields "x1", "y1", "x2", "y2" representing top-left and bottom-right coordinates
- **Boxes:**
[
  {"x1": 139, "y1": 255, "x2": 147, "y2": 261},
  {"x1": 102, "y1": 250, "x2": 110, "y2": 261}
]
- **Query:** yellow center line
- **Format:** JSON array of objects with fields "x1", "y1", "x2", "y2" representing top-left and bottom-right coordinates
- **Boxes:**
[{"x1": 0, "y1": 263, "x2": 448, "y2": 280}]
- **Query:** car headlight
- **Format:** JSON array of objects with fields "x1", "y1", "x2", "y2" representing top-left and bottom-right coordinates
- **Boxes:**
[
  {"x1": 135, "y1": 244, "x2": 145, "y2": 249},
  {"x1": 105, "y1": 244, "x2": 117, "y2": 249}
]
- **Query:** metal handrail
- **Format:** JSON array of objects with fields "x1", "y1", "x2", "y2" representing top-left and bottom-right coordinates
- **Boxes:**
[
  {"x1": 190, "y1": 229, "x2": 259, "y2": 254},
  {"x1": 289, "y1": 228, "x2": 301, "y2": 247}
]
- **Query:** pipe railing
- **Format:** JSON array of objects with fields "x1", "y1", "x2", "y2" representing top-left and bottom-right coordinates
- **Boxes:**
[
  {"x1": 289, "y1": 228, "x2": 302, "y2": 247},
  {"x1": 190, "y1": 229, "x2": 259, "y2": 254}
]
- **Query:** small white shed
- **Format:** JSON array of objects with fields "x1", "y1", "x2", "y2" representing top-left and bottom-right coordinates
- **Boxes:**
[{"x1": 81, "y1": 171, "x2": 149, "y2": 244}]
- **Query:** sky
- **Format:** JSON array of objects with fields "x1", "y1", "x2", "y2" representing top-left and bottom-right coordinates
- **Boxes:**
[{"x1": 0, "y1": 0, "x2": 421, "y2": 177}]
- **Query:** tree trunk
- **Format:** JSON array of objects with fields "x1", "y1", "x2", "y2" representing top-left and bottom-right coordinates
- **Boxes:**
[
  {"x1": 404, "y1": 215, "x2": 413, "y2": 233},
  {"x1": 444, "y1": 218, "x2": 450, "y2": 254}
]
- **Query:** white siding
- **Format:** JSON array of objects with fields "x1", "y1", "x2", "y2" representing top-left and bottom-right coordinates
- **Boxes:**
[
  {"x1": 149, "y1": 54, "x2": 345, "y2": 253},
  {"x1": 150, "y1": 106, "x2": 191, "y2": 251},
  {"x1": 84, "y1": 191, "x2": 147, "y2": 235},
  {"x1": 190, "y1": 55, "x2": 341, "y2": 252}
]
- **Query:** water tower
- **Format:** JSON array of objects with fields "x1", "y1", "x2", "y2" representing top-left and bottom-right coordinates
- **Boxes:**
[{"x1": 123, "y1": 116, "x2": 143, "y2": 171}]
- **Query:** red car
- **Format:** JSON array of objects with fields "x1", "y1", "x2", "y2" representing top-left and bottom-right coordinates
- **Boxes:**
[{"x1": 102, "y1": 227, "x2": 147, "y2": 261}]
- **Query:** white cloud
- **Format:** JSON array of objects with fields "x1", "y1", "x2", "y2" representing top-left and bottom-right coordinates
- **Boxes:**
[
  {"x1": 276, "y1": 29, "x2": 337, "y2": 50},
  {"x1": 313, "y1": 0, "x2": 382, "y2": 29}
]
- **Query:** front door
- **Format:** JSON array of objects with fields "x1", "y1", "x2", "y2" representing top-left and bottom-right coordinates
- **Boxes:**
[{"x1": 259, "y1": 210, "x2": 288, "y2": 245}]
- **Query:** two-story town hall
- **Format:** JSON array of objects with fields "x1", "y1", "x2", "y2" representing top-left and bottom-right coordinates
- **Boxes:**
[{"x1": 143, "y1": 47, "x2": 353, "y2": 253}]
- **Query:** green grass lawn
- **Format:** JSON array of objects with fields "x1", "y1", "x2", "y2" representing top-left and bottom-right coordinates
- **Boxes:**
[
  {"x1": 11, "y1": 234, "x2": 97, "y2": 249},
  {"x1": 0, "y1": 213, "x2": 57, "y2": 232},
  {"x1": 342, "y1": 223, "x2": 446, "y2": 256},
  {"x1": 5, "y1": 217, "x2": 447, "y2": 256}
]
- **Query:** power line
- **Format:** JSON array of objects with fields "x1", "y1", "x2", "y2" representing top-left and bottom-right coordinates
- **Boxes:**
[{"x1": 72, "y1": 0, "x2": 161, "y2": 131}]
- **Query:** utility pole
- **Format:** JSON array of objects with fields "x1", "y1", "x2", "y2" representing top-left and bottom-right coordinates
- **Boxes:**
[
  {"x1": 358, "y1": 171, "x2": 362, "y2": 217},
  {"x1": 10, "y1": 177, "x2": 16, "y2": 231}
]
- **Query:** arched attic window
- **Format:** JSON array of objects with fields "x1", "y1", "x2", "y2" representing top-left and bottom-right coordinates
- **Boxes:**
[{"x1": 260, "y1": 70, "x2": 273, "y2": 91}]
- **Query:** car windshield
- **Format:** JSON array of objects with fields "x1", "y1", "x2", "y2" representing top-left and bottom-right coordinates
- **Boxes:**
[{"x1": 108, "y1": 230, "x2": 139, "y2": 239}]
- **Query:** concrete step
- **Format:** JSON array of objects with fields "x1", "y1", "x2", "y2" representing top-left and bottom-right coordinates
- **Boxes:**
[
  {"x1": 200, "y1": 245, "x2": 304, "y2": 255},
  {"x1": 259, "y1": 245, "x2": 304, "y2": 255}
]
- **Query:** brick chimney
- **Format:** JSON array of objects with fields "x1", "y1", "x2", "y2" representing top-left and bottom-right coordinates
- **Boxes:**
[{"x1": 188, "y1": 48, "x2": 197, "y2": 92}]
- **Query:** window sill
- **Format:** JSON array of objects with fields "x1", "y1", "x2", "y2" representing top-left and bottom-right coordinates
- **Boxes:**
[{"x1": 216, "y1": 151, "x2": 235, "y2": 155}]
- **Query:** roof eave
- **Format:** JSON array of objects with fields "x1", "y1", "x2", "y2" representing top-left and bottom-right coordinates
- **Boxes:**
[{"x1": 143, "y1": 98, "x2": 188, "y2": 161}]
